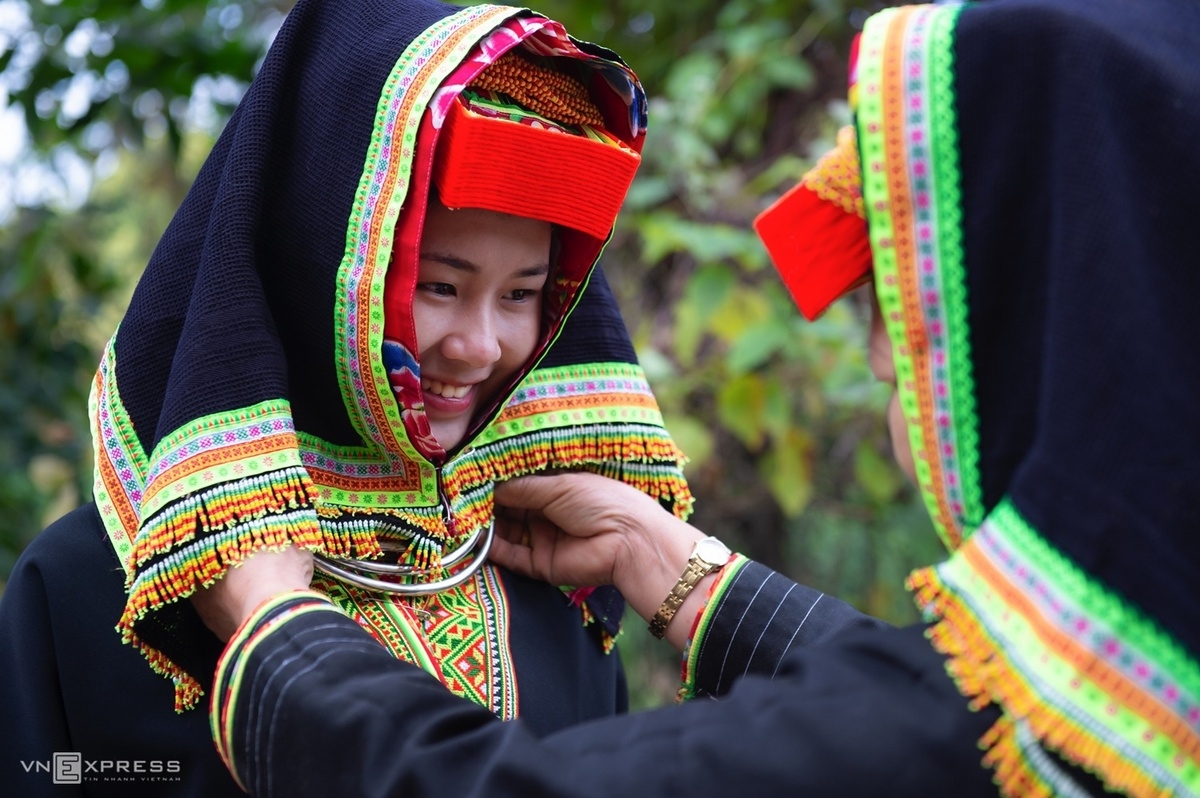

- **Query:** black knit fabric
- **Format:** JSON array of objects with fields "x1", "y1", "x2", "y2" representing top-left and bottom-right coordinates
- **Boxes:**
[
  {"x1": 955, "y1": 0, "x2": 1200, "y2": 657},
  {"x1": 120, "y1": 0, "x2": 461, "y2": 452}
]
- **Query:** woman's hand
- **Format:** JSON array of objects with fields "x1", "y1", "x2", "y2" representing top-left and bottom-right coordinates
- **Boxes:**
[
  {"x1": 191, "y1": 546, "x2": 314, "y2": 642},
  {"x1": 491, "y1": 472, "x2": 652, "y2": 588},
  {"x1": 491, "y1": 472, "x2": 711, "y2": 648}
]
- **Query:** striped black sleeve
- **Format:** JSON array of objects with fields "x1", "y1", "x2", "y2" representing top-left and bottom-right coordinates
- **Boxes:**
[
  {"x1": 688, "y1": 560, "x2": 890, "y2": 698},
  {"x1": 211, "y1": 580, "x2": 1006, "y2": 797}
]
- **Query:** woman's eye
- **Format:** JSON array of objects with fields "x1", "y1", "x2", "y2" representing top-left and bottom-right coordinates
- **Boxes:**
[
  {"x1": 418, "y1": 282, "x2": 455, "y2": 297},
  {"x1": 507, "y1": 288, "x2": 540, "y2": 302}
]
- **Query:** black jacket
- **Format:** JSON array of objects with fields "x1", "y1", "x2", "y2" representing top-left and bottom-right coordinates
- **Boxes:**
[{"x1": 213, "y1": 561, "x2": 1022, "y2": 797}]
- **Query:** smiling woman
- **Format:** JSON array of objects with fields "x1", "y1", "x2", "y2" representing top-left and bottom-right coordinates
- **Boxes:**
[
  {"x1": 0, "y1": 2, "x2": 694, "y2": 795},
  {"x1": 407, "y1": 199, "x2": 552, "y2": 452}
]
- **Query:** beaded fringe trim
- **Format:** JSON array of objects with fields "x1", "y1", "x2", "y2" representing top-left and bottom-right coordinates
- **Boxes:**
[
  {"x1": 450, "y1": 424, "x2": 693, "y2": 519},
  {"x1": 117, "y1": 467, "x2": 370, "y2": 711},
  {"x1": 121, "y1": 422, "x2": 688, "y2": 710},
  {"x1": 915, "y1": 571, "x2": 1152, "y2": 796},
  {"x1": 909, "y1": 560, "x2": 1197, "y2": 798}
]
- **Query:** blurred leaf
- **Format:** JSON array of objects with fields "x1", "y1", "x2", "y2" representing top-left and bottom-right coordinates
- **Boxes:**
[
  {"x1": 760, "y1": 427, "x2": 813, "y2": 517},
  {"x1": 623, "y1": 175, "x2": 673, "y2": 210},
  {"x1": 663, "y1": 51, "x2": 721, "y2": 104},
  {"x1": 854, "y1": 439, "x2": 904, "y2": 504},
  {"x1": 637, "y1": 212, "x2": 765, "y2": 269},
  {"x1": 725, "y1": 315, "x2": 789, "y2": 374},
  {"x1": 671, "y1": 300, "x2": 704, "y2": 368},
  {"x1": 717, "y1": 372, "x2": 767, "y2": 448},
  {"x1": 637, "y1": 345, "x2": 678, "y2": 384},
  {"x1": 709, "y1": 286, "x2": 771, "y2": 344},
  {"x1": 746, "y1": 153, "x2": 811, "y2": 195},
  {"x1": 662, "y1": 412, "x2": 715, "y2": 472},
  {"x1": 668, "y1": 262, "x2": 734, "y2": 367},
  {"x1": 760, "y1": 54, "x2": 815, "y2": 90},
  {"x1": 761, "y1": 376, "x2": 793, "y2": 444},
  {"x1": 684, "y1": 263, "x2": 736, "y2": 319}
]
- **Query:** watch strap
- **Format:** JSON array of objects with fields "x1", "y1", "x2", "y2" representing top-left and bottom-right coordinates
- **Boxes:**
[{"x1": 648, "y1": 539, "x2": 729, "y2": 639}]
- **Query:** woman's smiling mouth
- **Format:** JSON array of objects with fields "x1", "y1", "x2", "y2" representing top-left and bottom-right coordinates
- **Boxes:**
[
  {"x1": 421, "y1": 378, "x2": 476, "y2": 414},
  {"x1": 422, "y1": 379, "x2": 472, "y2": 399}
]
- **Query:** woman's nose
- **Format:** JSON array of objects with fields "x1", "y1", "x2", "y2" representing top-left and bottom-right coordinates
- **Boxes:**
[{"x1": 440, "y1": 311, "x2": 503, "y2": 368}]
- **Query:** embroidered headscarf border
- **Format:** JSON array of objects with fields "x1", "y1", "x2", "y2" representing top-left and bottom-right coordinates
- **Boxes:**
[
  {"x1": 856, "y1": 5, "x2": 1200, "y2": 795},
  {"x1": 855, "y1": 3, "x2": 982, "y2": 551}
]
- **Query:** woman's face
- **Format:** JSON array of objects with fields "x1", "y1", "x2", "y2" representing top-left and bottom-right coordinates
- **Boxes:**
[
  {"x1": 414, "y1": 199, "x2": 552, "y2": 452},
  {"x1": 867, "y1": 290, "x2": 917, "y2": 483}
]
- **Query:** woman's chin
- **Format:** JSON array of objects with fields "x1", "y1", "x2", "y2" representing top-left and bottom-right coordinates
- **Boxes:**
[{"x1": 429, "y1": 419, "x2": 468, "y2": 453}]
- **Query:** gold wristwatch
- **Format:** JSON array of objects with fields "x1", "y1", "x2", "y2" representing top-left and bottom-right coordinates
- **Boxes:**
[{"x1": 648, "y1": 536, "x2": 732, "y2": 639}]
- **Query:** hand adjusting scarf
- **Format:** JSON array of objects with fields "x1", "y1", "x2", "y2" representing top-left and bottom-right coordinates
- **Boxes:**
[
  {"x1": 90, "y1": 0, "x2": 691, "y2": 712},
  {"x1": 757, "y1": 1, "x2": 1200, "y2": 795}
]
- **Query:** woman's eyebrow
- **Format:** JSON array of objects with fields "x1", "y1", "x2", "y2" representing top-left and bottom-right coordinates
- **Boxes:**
[
  {"x1": 517, "y1": 263, "x2": 551, "y2": 278},
  {"x1": 419, "y1": 252, "x2": 550, "y2": 278}
]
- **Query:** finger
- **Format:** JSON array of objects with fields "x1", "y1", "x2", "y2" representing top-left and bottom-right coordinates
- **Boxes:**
[
  {"x1": 494, "y1": 503, "x2": 526, "y2": 522},
  {"x1": 494, "y1": 514, "x2": 526, "y2": 544},
  {"x1": 493, "y1": 475, "x2": 559, "y2": 510},
  {"x1": 520, "y1": 510, "x2": 532, "y2": 547},
  {"x1": 528, "y1": 516, "x2": 589, "y2": 583},
  {"x1": 489, "y1": 535, "x2": 537, "y2": 578},
  {"x1": 494, "y1": 473, "x2": 590, "y2": 513}
]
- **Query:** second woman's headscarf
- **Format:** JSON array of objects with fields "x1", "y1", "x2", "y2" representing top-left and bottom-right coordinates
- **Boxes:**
[{"x1": 757, "y1": 1, "x2": 1200, "y2": 795}]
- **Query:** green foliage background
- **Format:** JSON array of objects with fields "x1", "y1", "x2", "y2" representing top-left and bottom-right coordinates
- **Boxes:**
[{"x1": 0, "y1": 0, "x2": 932, "y2": 708}]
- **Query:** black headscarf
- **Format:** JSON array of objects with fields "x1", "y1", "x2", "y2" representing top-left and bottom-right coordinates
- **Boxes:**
[
  {"x1": 849, "y1": 1, "x2": 1200, "y2": 794},
  {"x1": 91, "y1": 0, "x2": 690, "y2": 710}
]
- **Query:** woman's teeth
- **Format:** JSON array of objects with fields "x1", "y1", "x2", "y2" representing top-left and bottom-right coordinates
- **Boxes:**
[{"x1": 423, "y1": 379, "x2": 470, "y2": 399}]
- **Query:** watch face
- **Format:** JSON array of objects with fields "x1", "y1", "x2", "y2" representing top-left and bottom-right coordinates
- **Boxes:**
[{"x1": 695, "y1": 537, "x2": 731, "y2": 566}]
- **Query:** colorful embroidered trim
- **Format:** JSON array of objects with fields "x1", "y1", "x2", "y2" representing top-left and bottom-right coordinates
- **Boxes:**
[
  {"x1": 93, "y1": 354, "x2": 345, "y2": 709},
  {"x1": 1013, "y1": 718, "x2": 1101, "y2": 798},
  {"x1": 334, "y1": 4, "x2": 522, "y2": 461},
  {"x1": 856, "y1": 3, "x2": 983, "y2": 551},
  {"x1": 909, "y1": 500, "x2": 1200, "y2": 797},
  {"x1": 313, "y1": 564, "x2": 518, "y2": 718},
  {"x1": 90, "y1": 335, "x2": 146, "y2": 567},
  {"x1": 458, "y1": 362, "x2": 693, "y2": 516},
  {"x1": 678, "y1": 554, "x2": 750, "y2": 701},
  {"x1": 211, "y1": 590, "x2": 343, "y2": 791},
  {"x1": 298, "y1": 431, "x2": 428, "y2": 506}
]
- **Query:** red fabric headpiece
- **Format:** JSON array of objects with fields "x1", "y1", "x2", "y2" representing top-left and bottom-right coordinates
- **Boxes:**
[
  {"x1": 432, "y1": 53, "x2": 641, "y2": 240},
  {"x1": 753, "y1": 126, "x2": 872, "y2": 321}
]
